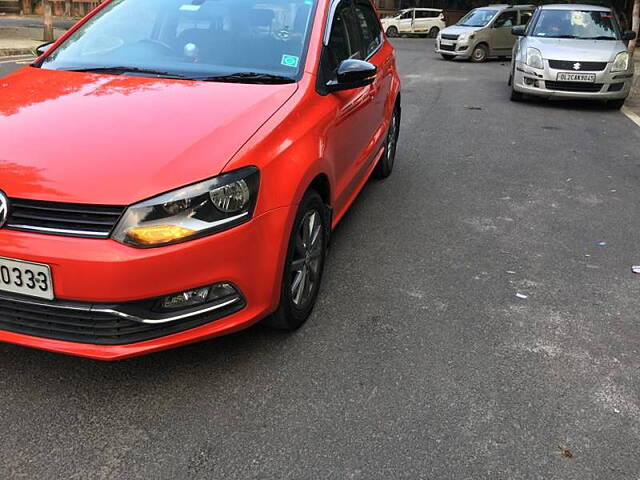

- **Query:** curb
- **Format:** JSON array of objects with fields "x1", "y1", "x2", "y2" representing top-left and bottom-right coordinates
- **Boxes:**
[{"x1": 0, "y1": 47, "x2": 35, "y2": 57}]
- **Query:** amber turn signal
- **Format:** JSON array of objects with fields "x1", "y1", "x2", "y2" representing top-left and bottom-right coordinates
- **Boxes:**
[{"x1": 125, "y1": 225, "x2": 195, "y2": 246}]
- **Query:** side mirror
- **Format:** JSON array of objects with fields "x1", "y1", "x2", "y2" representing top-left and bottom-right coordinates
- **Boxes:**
[
  {"x1": 511, "y1": 25, "x2": 526, "y2": 36},
  {"x1": 35, "y1": 42, "x2": 54, "y2": 56},
  {"x1": 326, "y1": 59, "x2": 377, "y2": 93},
  {"x1": 622, "y1": 30, "x2": 637, "y2": 41}
]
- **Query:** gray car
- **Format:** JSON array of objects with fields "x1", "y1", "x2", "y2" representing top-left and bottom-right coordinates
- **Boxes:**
[
  {"x1": 435, "y1": 5, "x2": 534, "y2": 62},
  {"x1": 509, "y1": 4, "x2": 636, "y2": 108}
]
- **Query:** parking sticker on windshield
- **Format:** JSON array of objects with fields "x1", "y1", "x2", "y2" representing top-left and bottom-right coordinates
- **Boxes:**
[
  {"x1": 281, "y1": 55, "x2": 300, "y2": 68},
  {"x1": 180, "y1": 4, "x2": 200, "y2": 11}
]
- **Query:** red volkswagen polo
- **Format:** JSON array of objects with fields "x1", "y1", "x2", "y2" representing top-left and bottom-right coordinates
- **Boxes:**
[{"x1": 0, "y1": 0, "x2": 400, "y2": 360}]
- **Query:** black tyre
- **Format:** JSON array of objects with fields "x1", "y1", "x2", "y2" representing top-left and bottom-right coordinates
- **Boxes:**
[
  {"x1": 373, "y1": 105, "x2": 400, "y2": 179},
  {"x1": 510, "y1": 82, "x2": 524, "y2": 102},
  {"x1": 471, "y1": 44, "x2": 488, "y2": 63},
  {"x1": 509, "y1": 64, "x2": 524, "y2": 101},
  {"x1": 429, "y1": 27, "x2": 440, "y2": 38},
  {"x1": 607, "y1": 98, "x2": 625, "y2": 110},
  {"x1": 386, "y1": 26, "x2": 398, "y2": 38},
  {"x1": 441, "y1": 53, "x2": 454, "y2": 60},
  {"x1": 262, "y1": 191, "x2": 328, "y2": 330}
]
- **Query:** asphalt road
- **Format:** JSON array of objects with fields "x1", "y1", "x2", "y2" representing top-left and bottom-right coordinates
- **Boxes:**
[
  {"x1": 0, "y1": 55, "x2": 33, "y2": 76},
  {"x1": 1, "y1": 39, "x2": 640, "y2": 479}
]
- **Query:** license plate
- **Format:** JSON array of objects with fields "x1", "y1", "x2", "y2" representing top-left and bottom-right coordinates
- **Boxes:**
[
  {"x1": 441, "y1": 40, "x2": 454, "y2": 46},
  {"x1": 0, "y1": 257, "x2": 54, "y2": 300},
  {"x1": 557, "y1": 72, "x2": 596, "y2": 83}
]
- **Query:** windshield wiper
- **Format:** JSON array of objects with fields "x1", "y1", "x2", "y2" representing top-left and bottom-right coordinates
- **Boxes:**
[
  {"x1": 544, "y1": 35, "x2": 578, "y2": 39},
  {"x1": 190, "y1": 72, "x2": 296, "y2": 84},
  {"x1": 57, "y1": 66, "x2": 187, "y2": 78},
  {"x1": 581, "y1": 36, "x2": 616, "y2": 40}
]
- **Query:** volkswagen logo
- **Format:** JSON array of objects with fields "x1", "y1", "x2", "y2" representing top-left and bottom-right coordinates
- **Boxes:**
[
  {"x1": 573, "y1": 62, "x2": 581, "y2": 71},
  {"x1": 0, "y1": 191, "x2": 9, "y2": 228}
]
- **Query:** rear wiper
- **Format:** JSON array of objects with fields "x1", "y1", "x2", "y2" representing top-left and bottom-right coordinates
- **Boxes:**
[
  {"x1": 191, "y1": 72, "x2": 296, "y2": 84},
  {"x1": 57, "y1": 66, "x2": 187, "y2": 78}
]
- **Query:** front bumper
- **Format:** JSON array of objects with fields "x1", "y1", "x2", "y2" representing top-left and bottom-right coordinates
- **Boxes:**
[
  {"x1": 513, "y1": 61, "x2": 633, "y2": 100},
  {"x1": 0, "y1": 206, "x2": 293, "y2": 360},
  {"x1": 434, "y1": 38, "x2": 471, "y2": 58}
]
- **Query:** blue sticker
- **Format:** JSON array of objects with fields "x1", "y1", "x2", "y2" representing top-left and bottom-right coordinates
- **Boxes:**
[
  {"x1": 304, "y1": 0, "x2": 313, "y2": 4},
  {"x1": 281, "y1": 55, "x2": 300, "y2": 68}
]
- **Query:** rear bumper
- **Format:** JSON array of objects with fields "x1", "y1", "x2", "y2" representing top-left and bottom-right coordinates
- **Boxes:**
[
  {"x1": 0, "y1": 206, "x2": 294, "y2": 360},
  {"x1": 513, "y1": 61, "x2": 633, "y2": 100}
]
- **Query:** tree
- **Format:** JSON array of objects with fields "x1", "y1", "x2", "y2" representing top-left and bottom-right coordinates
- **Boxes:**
[
  {"x1": 43, "y1": 0, "x2": 54, "y2": 42},
  {"x1": 631, "y1": 0, "x2": 639, "y2": 53}
]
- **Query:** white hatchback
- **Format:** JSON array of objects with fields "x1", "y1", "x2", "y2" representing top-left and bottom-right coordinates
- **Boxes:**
[{"x1": 382, "y1": 8, "x2": 445, "y2": 38}]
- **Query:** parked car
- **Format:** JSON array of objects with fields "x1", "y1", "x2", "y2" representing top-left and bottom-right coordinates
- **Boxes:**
[
  {"x1": 382, "y1": 8, "x2": 445, "y2": 38},
  {"x1": 509, "y1": 4, "x2": 636, "y2": 109},
  {"x1": 0, "y1": 0, "x2": 401, "y2": 360},
  {"x1": 435, "y1": 4, "x2": 535, "y2": 62}
]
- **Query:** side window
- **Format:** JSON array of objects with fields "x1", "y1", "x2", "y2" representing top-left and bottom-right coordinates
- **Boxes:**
[
  {"x1": 354, "y1": 2, "x2": 382, "y2": 57},
  {"x1": 401, "y1": 11, "x2": 412, "y2": 19},
  {"x1": 327, "y1": 2, "x2": 362, "y2": 70},
  {"x1": 518, "y1": 11, "x2": 533, "y2": 26},
  {"x1": 494, "y1": 11, "x2": 517, "y2": 28}
]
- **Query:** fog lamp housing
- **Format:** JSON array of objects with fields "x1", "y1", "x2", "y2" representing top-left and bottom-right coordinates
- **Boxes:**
[{"x1": 155, "y1": 283, "x2": 238, "y2": 312}]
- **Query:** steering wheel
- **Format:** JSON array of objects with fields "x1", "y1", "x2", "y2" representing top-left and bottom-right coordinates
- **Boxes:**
[{"x1": 134, "y1": 38, "x2": 175, "y2": 56}]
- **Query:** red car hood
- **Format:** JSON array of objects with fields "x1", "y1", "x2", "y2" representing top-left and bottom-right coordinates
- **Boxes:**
[{"x1": 0, "y1": 67, "x2": 297, "y2": 205}]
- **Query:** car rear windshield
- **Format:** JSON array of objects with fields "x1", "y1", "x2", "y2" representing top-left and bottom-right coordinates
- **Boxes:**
[
  {"x1": 530, "y1": 10, "x2": 620, "y2": 40},
  {"x1": 457, "y1": 9, "x2": 499, "y2": 27},
  {"x1": 38, "y1": 0, "x2": 317, "y2": 81}
]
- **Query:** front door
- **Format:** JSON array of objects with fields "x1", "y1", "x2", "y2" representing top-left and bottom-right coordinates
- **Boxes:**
[
  {"x1": 321, "y1": 0, "x2": 380, "y2": 213},
  {"x1": 398, "y1": 10, "x2": 414, "y2": 33},
  {"x1": 490, "y1": 10, "x2": 518, "y2": 54}
]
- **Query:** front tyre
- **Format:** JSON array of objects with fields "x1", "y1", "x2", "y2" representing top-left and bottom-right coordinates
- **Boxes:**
[
  {"x1": 471, "y1": 44, "x2": 488, "y2": 63},
  {"x1": 263, "y1": 191, "x2": 328, "y2": 330},
  {"x1": 374, "y1": 105, "x2": 400, "y2": 179},
  {"x1": 386, "y1": 26, "x2": 399, "y2": 38},
  {"x1": 510, "y1": 82, "x2": 524, "y2": 102}
]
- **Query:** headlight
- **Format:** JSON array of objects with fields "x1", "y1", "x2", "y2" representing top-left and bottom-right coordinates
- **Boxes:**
[
  {"x1": 112, "y1": 166, "x2": 260, "y2": 247},
  {"x1": 458, "y1": 33, "x2": 474, "y2": 42},
  {"x1": 526, "y1": 47, "x2": 543, "y2": 69},
  {"x1": 612, "y1": 51, "x2": 629, "y2": 72}
]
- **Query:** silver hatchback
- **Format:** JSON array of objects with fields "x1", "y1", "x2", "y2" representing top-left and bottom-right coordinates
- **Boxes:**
[{"x1": 509, "y1": 4, "x2": 636, "y2": 108}]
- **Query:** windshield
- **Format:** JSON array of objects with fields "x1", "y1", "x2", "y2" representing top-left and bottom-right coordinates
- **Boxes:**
[
  {"x1": 457, "y1": 9, "x2": 498, "y2": 27},
  {"x1": 531, "y1": 10, "x2": 620, "y2": 40},
  {"x1": 38, "y1": 0, "x2": 317, "y2": 81}
]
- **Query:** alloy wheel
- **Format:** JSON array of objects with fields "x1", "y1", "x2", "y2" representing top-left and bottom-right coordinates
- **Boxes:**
[
  {"x1": 386, "y1": 110, "x2": 399, "y2": 169},
  {"x1": 290, "y1": 210, "x2": 323, "y2": 308}
]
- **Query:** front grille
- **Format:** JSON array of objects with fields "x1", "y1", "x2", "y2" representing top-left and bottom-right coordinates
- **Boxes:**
[
  {"x1": 544, "y1": 81, "x2": 603, "y2": 93},
  {"x1": 548, "y1": 60, "x2": 607, "y2": 71},
  {"x1": 0, "y1": 293, "x2": 245, "y2": 345},
  {"x1": 6, "y1": 199, "x2": 125, "y2": 239},
  {"x1": 440, "y1": 43, "x2": 456, "y2": 51},
  {"x1": 441, "y1": 33, "x2": 459, "y2": 40}
]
